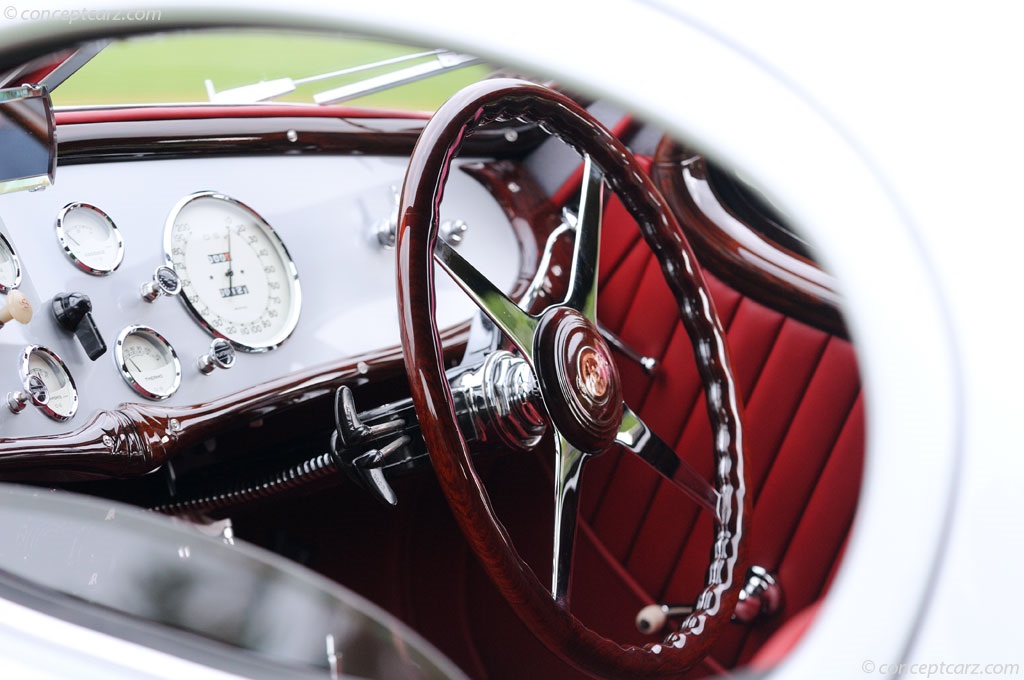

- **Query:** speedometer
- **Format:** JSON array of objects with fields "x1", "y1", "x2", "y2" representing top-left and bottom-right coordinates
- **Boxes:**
[{"x1": 164, "y1": 192, "x2": 301, "y2": 352}]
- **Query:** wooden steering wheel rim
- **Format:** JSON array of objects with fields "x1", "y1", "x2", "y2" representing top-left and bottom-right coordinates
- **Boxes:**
[{"x1": 396, "y1": 78, "x2": 749, "y2": 679}]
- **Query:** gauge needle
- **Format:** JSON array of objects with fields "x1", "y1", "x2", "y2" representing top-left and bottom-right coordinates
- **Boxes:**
[
  {"x1": 128, "y1": 356, "x2": 142, "y2": 372},
  {"x1": 66, "y1": 231, "x2": 81, "y2": 246},
  {"x1": 225, "y1": 227, "x2": 235, "y2": 289}
]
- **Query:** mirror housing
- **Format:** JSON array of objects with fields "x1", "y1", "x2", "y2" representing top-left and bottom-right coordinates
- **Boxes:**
[{"x1": 0, "y1": 84, "x2": 56, "y2": 196}]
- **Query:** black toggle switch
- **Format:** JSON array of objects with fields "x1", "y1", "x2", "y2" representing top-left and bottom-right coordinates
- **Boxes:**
[{"x1": 52, "y1": 292, "x2": 107, "y2": 361}]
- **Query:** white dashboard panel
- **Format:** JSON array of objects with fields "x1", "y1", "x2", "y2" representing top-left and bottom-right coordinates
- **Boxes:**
[{"x1": 0, "y1": 154, "x2": 519, "y2": 437}]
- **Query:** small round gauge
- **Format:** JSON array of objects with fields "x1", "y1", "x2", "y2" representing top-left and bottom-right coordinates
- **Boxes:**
[
  {"x1": 114, "y1": 326, "x2": 181, "y2": 400},
  {"x1": 0, "y1": 231, "x2": 22, "y2": 292},
  {"x1": 19, "y1": 346, "x2": 77, "y2": 421},
  {"x1": 56, "y1": 203, "x2": 125, "y2": 275},
  {"x1": 164, "y1": 191, "x2": 300, "y2": 352}
]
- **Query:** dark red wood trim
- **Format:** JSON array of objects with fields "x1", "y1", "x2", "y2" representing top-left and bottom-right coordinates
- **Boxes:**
[
  {"x1": 397, "y1": 78, "x2": 748, "y2": 678},
  {"x1": 548, "y1": 114, "x2": 641, "y2": 207},
  {"x1": 651, "y1": 138, "x2": 848, "y2": 338},
  {"x1": 0, "y1": 323, "x2": 468, "y2": 483},
  {"x1": 56, "y1": 109, "x2": 544, "y2": 165},
  {"x1": 54, "y1": 104, "x2": 431, "y2": 125}
]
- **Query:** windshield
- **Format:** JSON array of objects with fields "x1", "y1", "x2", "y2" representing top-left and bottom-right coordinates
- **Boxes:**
[{"x1": 51, "y1": 29, "x2": 491, "y2": 110}]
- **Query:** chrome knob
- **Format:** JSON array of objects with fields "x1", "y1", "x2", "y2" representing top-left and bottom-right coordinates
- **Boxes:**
[
  {"x1": 141, "y1": 265, "x2": 181, "y2": 303},
  {"x1": 440, "y1": 219, "x2": 468, "y2": 246},
  {"x1": 733, "y1": 566, "x2": 783, "y2": 623},
  {"x1": 7, "y1": 374, "x2": 47, "y2": 414},
  {"x1": 197, "y1": 338, "x2": 235, "y2": 375},
  {"x1": 374, "y1": 185, "x2": 400, "y2": 248}
]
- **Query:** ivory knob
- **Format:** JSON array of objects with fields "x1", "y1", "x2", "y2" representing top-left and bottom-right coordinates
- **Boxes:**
[{"x1": 0, "y1": 290, "x2": 33, "y2": 327}]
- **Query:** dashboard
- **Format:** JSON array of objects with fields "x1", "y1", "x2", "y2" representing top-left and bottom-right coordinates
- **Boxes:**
[{"x1": 0, "y1": 152, "x2": 519, "y2": 440}]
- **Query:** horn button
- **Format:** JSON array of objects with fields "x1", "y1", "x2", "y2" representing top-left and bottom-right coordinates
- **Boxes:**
[{"x1": 534, "y1": 307, "x2": 623, "y2": 453}]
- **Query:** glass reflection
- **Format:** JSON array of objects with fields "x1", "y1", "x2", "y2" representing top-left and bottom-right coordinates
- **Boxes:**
[
  {"x1": 0, "y1": 485, "x2": 462, "y2": 679},
  {"x1": 0, "y1": 85, "x2": 55, "y2": 195}
]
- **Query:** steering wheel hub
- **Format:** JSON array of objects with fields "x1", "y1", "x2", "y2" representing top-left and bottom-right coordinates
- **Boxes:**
[{"x1": 534, "y1": 306, "x2": 622, "y2": 453}]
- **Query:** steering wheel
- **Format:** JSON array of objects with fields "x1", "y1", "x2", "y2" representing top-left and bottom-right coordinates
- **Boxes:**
[{"x1": 396, "y1": 79, "x2": 749, "y2": 678}]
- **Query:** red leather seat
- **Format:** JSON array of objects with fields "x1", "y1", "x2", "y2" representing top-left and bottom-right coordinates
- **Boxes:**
[
  {"x1": 574, "y1": 189, "x2": 864, "y2": 673},
  {"x1": 412, "y1": 166, "x2": 865, "y2": 679}
]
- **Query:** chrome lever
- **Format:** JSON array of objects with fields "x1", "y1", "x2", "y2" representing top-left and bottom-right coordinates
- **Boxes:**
[
  {"x1": 346, "y1": 435, "x2": 413, "y2": 508},
  {"x1": 334, "y1": 385, "x2": 408, "y2": 448},
  {"x1": 351, "y1": 435, "x2": 413, "y2": 470},
  {"x1": 733, "y1": 566, "x2": 783, "y2": 623},
  {"x1": 331, "y1": 353, "x2": 543, "y2": 505},
  {"x1": 330, "y1": 430, "x2": 401, "y2": 507},
  {"x1": 598, "y1": 323, "x2": 657, "y2": 375},
  {"x1": 331, "y1": 386, "x2": 426, "y2": 507},
  {"x1": 635, "y1": 603, "x2": 695, "y2": 634}
]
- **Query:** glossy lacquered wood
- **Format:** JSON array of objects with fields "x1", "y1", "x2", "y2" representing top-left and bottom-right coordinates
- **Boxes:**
[
  {"x1": 0, "y1": 324, "x2": 467, "y2": 482},
  {"x1": 651, "y1": 139, "x2": 847, "y2": 337},
  {"x1": 396, "y1": 78, "x2": 749, "y2": 679},
  {"x1": 533, "y1": 307, "x2": 622, "y2": 453},
  {"x1": 56, "y1": 110, "x2": 543, "y2": 165}
]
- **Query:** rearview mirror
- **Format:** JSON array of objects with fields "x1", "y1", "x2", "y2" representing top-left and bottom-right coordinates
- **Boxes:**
[{"x1": 0, "y1": 84, "x2": 56, "y2": 195}]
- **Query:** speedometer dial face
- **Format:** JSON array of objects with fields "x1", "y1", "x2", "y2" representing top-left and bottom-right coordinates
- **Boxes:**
[
  {"x1": 164, "y1": 192, "x2": 301, "y2": 352},
  {"x1": 20, "y1": 346, "x2": 78, "y2": 421},
  {"x1": 115, "y1": 326, "x2": 181, "y2": 400}
]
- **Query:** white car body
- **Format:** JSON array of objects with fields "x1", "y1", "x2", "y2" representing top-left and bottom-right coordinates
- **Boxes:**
[{"x1": 0, "y1": 1, "x2": 1020, "y2": 677}]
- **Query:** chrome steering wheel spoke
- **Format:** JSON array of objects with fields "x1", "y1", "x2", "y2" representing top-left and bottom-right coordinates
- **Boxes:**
[
  {"x1": 564, "y1": 155, "x2": 604, "y2": 321},
  {"x1": 616, "y1": 404, "x2": 720, "y2": 518},
  {"x1": 434, "y1": 237, "x2": 538, "y2": 362},
  {"x1": 551, "y1": 432, "x2": 588, "y2": 606}
]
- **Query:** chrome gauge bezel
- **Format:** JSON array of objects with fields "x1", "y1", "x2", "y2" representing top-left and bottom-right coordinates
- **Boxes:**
[
  {"x1": 0, "y1": 230, "x2": 22, "y2": 293},
  {"x1": 114, "y1": 325, "x2": 182, "y2": 401},
  {"x1": 19, "y1": 345, "x2": 78, "y2": 421},
  {"x1": 55, "y1": 202, "x2": 125, "y2": 276},
  {"x1": 163, "y1": 191, "x2": 302, "y2": 353}
]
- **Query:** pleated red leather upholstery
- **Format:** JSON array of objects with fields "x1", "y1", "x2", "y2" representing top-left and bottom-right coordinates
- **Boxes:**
[{"x1": 578, "y1": 187, "x2": 865, "y2": 671}]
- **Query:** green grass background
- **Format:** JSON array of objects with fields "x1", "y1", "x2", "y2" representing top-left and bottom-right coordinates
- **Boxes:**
[{"x1": 52, "y1": 30, "x2": 490, "y2": 110}]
